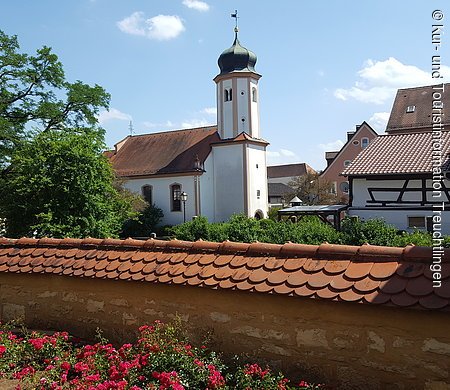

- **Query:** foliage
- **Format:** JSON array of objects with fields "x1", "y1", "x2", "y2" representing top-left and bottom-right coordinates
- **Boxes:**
[
  {"x1": 0, "y1": 321, "x2": 325, "y2": 389},
  {"x1": 0, "y1": 29, "x2": 136, "y2": 238},
  {"x1": 0, "y1": 29, "x2": 109, "y2": 167},
  {"x1": 288, "y1": 172, "x2": 338, "y2": 206},
  {"x1": 121, "y1": 204, "x2": 164, "y2": 238},
  {"x1": 171, "y1": 214, "x2": 448, "y2": 247},
  {"x1": 0, "y1": 128, "x2": 134, "y2": 238},
  {"x1": 268, "y1": 206, "x2": 282, "y2": 221}
]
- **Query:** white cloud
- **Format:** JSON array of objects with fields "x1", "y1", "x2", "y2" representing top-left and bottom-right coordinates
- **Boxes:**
[
  {"x1": 117, "y1": 12, "x2": 185, "y2": 41},
  {"x1": 318, "y1": 140, "x2": 344, "y2": 152},
  {"x1": 181, "y1": 118, "x2": 212, "y2": 128},
  {"x1": 182, "y1": 0, "x2": 210, "y2": 12},
  {"x1": 201, "y1": 107, "x2": 217, "y2": 115},
  {"x1": 334, "y1": 57, "x2": 450, "y2": 104},
  {"x1": 97, "y1": 108, "x2": 132, "y2": 125},
  {"x1": 267, "y1": 148, "x2": 299, "y2": 165},
  {"x1": 368, "y1": 112, "x2": 390, "y2": 132}
]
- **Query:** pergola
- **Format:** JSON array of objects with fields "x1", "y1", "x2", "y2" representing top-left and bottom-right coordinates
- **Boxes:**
[{"x1": 277, "y1": 204, "x2": 349, "y2": 230}]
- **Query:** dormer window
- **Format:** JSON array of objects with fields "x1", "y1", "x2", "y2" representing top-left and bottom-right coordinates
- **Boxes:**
[{"x1": 406, "y1": 105, "x2": 415, "y2": 113}]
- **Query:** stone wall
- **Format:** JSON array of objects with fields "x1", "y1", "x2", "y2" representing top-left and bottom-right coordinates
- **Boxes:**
[{"x1": 1, "y1": 272, "x2": 449, "y2": 390}]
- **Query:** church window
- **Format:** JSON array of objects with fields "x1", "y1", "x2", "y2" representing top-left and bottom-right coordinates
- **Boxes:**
[
  {"x1": 224, "y1": 89, "x2": 229, "y2": 102},
  {"x1": 171, "y1": 184, "x2": 182, "y2": 212},
  {"x1": 224, "y1": 88, "x2": 232, "y2": 102},
  {"x1": 229, "y1": 88, "x2": 232, "y2": 101},
  {"x1": 252, "y1": 87, "x2": 257, "y2": 102},
  {"x1": 141, "y1": 185, "x2": 153, "y2": 204},
  {"x1": 257, "y1": 190, "x2": 261, "y2": 199}
]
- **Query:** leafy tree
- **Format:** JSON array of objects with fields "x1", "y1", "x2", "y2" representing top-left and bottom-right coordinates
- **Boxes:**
[
  {"x1": 0, "y1": 30, "x2": 135, "y2": 238},
  {"x1": 288, "y1": 172, "x2": 338, "y2": 205},
  {"x1": 0, "y1": 128, "x2": 134, "y2": 238},
  {"x1": 0, "y1": 30, "x2": 109, "y2": 167}
]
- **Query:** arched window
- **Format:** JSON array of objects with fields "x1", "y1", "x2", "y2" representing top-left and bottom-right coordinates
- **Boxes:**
[
  {"x1": 224, "y1": 89, "x2": 229, "y2": 102},
  {"x1": 252, "y1": 87, "x2": 257, "y2": 102},
  {"x1": 170, "y1": 184, "x2": 182, "y2": 212},
  {"x1": 229, "y1": 88, "x2": 232, "y2": 101},
  {"x1": 141, "y1": 185, "x2": 152, "y2": 204}
]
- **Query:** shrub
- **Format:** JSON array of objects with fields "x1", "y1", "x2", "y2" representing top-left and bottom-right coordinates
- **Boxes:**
[
  {"x1": 0, "y1": 321, "x2": 324, "y2": 389},
  {"x1": 121, "y1": 204, "x2": 164, "y2": 238}
]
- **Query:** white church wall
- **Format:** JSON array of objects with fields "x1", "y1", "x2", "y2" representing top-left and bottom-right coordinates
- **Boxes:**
[
  {"x1": 237, "y1": 78, "x2": 249, "y2": 134},
  {"x1": 212, "y1": 144, "x2": 245, "y2": 222},
  {"x1": 247, "y1": 144, "x2": 268, "y2": 218},
  {"x1": 250, "y1": 79, "x2": 259, "y2": 139},
  {"x1": 123, "y1": 176, "x2": 197, "y2": 226},
  {"x1": 221, "y1": 79, "x2": 233, "y2": 139},
  {"x1": 198, "y1": 155, "x2": 215, "y2": 222}
]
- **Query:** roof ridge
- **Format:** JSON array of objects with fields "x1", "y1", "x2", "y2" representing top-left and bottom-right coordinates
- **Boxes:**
[
  {"x1": 0, "y1": 237, "x2": 445, "y2": 263},
  {"x1": 127, "y1": 125, "x2": 217, "y2": 138}
]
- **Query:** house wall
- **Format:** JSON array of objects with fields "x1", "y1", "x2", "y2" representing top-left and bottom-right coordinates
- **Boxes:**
[
  {"x1": 321, "y1": 124, "x2": 377, "y2": 200},
  {"x1": 1, "y1": 273, "x2": 450, "y2": 390},
  {"x1": 350, "y1": 177, "x2": 450, "y2": 234}
]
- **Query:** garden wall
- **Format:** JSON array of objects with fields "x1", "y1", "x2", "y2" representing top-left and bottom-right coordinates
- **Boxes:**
[{"x1": 0, "y1": 237, "x2": 449, "y2": 390}]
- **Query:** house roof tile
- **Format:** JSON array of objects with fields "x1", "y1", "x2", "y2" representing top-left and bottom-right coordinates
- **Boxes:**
[
  {"x1": 0, "y1": 237, "x2": 448, "y2": 311},
  {"x1": 386, "y1": 84, "x2": 450, "y2": 133},
  {"x1": 267, "y1": 163, "x2": 315, "y2": 179},
  {"x1": 109, "y1": 126, "x2": 220, "y2": 177},
  {"x1": 342, "y1": 131, "x2": 450, "y2": 176}
]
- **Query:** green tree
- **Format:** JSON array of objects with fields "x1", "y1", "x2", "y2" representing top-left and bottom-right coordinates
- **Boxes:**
[
  {"x1": 121, "y1": 204, "x2": 164, "y2": 238},
  {"x1": 0, "y1": 30, "x2": 134, "y2": 238},
  {"x1": 288, "y1": 172, "x2": 338, "y2": 205},
  {"x1": 0, "y1": 128, "x2": 133, "y2": 238},
  {"x1": 0, "y1": 30, "x2": 109, "y2": 167}
]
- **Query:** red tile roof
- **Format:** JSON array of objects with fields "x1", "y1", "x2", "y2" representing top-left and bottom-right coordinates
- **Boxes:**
[
  {"x1": 0, "y1": 237, "x2": 448, "y2": 311},
  {"x1": 342, "y1": 131, "x2": 450, "y2": 176},
  {"x1": 109, "y1": 126, "x2": 220, "y2": 177},
  {"x1": 267, "y1": 163, "x2": 315, "y2": 179},
  {"x1": 386, "y1": 84, "x2": 450, "y2": 133}
]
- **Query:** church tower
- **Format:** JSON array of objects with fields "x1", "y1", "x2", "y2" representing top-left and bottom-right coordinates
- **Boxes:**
[
  {"x1": 210, "y1": 20, "x2": 268, "y2": 221},
  {"x1": 214, "y1": 27, "x2": 261, "y2": 139}
]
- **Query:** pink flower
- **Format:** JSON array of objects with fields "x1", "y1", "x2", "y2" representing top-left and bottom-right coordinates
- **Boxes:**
[
  {"x1": 0, "y1": 345, "x2": 6, "y2": 356},
  {"x1": 28, "y1": 338, "x2": 45, "y2": 350}
]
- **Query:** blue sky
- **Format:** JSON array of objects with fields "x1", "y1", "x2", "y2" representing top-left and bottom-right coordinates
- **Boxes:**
[{"x1": 1, "y1": 1, "x2": 449, "y2": 170}]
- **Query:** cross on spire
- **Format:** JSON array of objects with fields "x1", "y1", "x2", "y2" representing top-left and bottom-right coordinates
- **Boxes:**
[{"x1": 231, "y1": 9, "x2": 239, "y2": 36}]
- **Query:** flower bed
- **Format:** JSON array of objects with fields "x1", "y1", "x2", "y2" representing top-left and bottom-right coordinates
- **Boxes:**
[{"x1": 0, "y1": 321, "x2": 324, "y2": 390}]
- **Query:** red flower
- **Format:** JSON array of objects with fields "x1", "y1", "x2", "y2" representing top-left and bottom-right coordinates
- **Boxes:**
[{"x1": 0, "y1": 345, "x2": 6, "y2": 356}]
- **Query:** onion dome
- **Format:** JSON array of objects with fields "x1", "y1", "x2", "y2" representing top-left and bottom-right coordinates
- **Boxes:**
[{"x1": 218, "y1": 29, "x2": 257, "y2": 75}]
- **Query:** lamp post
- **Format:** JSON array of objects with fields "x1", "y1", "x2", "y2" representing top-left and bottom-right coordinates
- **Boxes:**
[{"x1": 180, "y1": 192, "x2": 188, "y2": 223}]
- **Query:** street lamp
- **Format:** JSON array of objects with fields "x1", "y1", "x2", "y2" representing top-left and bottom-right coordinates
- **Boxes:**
[{"x1": 180, "y1": 192, "x2": 188, "y2": 223}]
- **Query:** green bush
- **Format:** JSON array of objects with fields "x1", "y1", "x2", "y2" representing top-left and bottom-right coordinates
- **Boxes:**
[
  {"x1": 170, "y1": 214, "x2": 447, "y2": 247},
  {"x1": 121, "y1": 204, "x2": 164, "y2": 238}
]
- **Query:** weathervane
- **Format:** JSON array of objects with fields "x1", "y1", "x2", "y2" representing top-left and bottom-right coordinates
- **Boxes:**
[{"x1": 231, "y1": 9, "x2": 239, "y2": 35}]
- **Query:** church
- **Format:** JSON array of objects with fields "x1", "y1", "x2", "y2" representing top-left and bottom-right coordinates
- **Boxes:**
[{"x1": 108, "y1": 28, "x2": 269, "y2": 226}]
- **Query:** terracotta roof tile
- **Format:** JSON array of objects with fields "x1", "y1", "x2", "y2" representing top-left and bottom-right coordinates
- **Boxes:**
[
  {"x1": 342, "y1": 131, "x2": 450, "y2": 176},
  {"x1": 386, "y1": 84, "x2": 450, "y2": 132},
  {"x1": 109, "y1": 126, "x2": 219, "y2": 178},
  {"x1": 0, "y1": 237, "x2": 449, "y2": 311}
]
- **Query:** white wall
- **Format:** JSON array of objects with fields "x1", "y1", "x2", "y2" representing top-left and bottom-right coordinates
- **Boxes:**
[
  {"x1": 247, "y1": 144, "x2": 268, "y2": 218},
  {"x1": 123, "y1": 176, "x2": 197, "y2": 226},
  {"x1": 250, "y1": 80, "x2": 259, "y2": 139},
  {"x1": 212, "y1": 144, "x2": 245, "y2": 221},
  {"x1": 218, "y1": 79, "x2": 233, "y2": 139},
  {"x1": 237, "y1": 78, "x2": 249, "y2": 134},
  {"x1": 350, "y1": 177, "x2": 450, "y2": 234}
]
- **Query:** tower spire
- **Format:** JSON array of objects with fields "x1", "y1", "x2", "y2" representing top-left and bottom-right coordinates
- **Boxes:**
[{"x1": 231, "y1": 9, "x2": 239, "y2": 38}]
